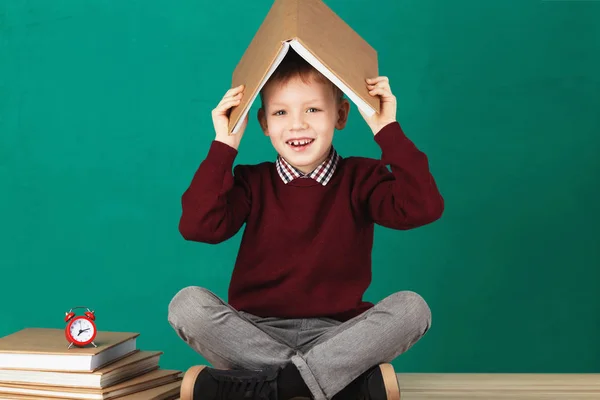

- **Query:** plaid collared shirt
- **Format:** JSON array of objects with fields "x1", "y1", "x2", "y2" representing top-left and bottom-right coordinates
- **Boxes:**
[{"x1": 275, "y1": 147, "x2": 341, "y2": 186}]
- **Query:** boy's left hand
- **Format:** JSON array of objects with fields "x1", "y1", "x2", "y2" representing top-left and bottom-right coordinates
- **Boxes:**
[{"x1": 359, "y1": 76, "x2": 397, "y2": 135}]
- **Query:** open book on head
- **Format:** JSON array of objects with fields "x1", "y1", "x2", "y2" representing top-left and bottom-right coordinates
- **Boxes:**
[{"x1": 228, "y1": 0, "x2": 380, "y2": 135}]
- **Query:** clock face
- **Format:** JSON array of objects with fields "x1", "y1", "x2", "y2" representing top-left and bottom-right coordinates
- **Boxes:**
[{"x1": 69, "y1": 317, "x2": 96, "y2": 343}]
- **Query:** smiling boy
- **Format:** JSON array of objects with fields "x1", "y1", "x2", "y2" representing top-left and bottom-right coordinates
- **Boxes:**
[{"x1": 169, "y1": 50, "x2": 444, "y2": 400}]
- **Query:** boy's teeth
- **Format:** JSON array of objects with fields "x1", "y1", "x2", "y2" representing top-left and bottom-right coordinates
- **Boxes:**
[{"x1": 289, "y1": 139, "x2": 313, "y2": 146}]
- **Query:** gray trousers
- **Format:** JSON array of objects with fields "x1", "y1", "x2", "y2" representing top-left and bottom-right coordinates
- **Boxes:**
[{"x1": 168, "y1": 287, "x2": 431, "y2": 400}]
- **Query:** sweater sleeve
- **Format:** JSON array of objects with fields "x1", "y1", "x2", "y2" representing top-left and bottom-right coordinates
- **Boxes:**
[
  {"x1": 363, "y1": 121, "x2": 444, "y2": 230},
  {"x1": 178, "y1": 140, "x2": 252, "y2": 244}
]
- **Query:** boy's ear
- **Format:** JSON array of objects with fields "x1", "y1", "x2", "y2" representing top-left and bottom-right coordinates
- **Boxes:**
[
  {"x1": 335, "y1": 99, "x2": 351, "y2": 130},
  {"x1": 257, "y1": 108, "x2": 269, "y2": 136}
]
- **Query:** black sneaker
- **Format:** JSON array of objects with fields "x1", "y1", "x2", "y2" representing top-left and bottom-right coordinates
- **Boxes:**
[
  {"x1": 333, "y1": 363, "x2": 400, "y2": 400},
  {"x1": 180, "y1": 365, "x2": 279, "y2": 400}
]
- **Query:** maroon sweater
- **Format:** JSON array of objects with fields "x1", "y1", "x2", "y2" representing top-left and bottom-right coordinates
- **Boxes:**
[{"x1": 179, "y1": 122, "x2": 444, "y2": 321}]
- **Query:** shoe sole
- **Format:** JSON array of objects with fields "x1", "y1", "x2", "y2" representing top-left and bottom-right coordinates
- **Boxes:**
[
  {"x1": 180, "y1": 365, "x2": 207, "y2": 400},
  {"x1": 380, "y1": 363, "x2": 401, "y2": 400}
]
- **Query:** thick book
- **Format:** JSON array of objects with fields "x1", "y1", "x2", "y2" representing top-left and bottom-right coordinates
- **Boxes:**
[
  {"x1": 228, "y1": 0, "x2": 379, "y2": 134},
  {"x1": 0, "y1": 328, "x2": 138, "y2": 372},
  {"x1": 105, "y1": 380, "x2": 181, "y2": 400},
  {"x1": 0, "y1": 350, "x2": 162, "y2": 388},
  {"x1": 0, "y1": 369, "x2": 182, "y2": 400},
  {"x1": 0, "y1": 380, "x2": 181, "y2": 400}
]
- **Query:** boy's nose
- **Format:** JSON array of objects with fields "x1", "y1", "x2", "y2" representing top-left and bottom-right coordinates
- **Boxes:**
[{"x1": 290, "y1": 115, "x2": 308, "y2": 131}]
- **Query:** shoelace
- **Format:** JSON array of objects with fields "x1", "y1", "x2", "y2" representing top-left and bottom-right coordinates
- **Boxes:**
[{"x1": 215, "y1": 375, "x2": 270, "y2": 400}]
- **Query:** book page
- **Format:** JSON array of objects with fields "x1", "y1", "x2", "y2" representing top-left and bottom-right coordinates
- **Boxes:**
[
  {"x1": 232, "y1": 42, "x2": 291, "y2": 134},
  {"x1": 289, "y1": 39, "x2": 376, "y2": 117}
]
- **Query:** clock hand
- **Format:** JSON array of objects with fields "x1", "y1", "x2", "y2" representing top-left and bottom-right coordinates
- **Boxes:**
[{"x1": 81, "y1": 328, "x2": 90, "y2": 333}]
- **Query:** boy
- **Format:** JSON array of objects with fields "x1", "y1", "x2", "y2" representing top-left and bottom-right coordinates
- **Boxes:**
[{"x1": 169, "y1": 50, "x2": 444, "y2": 400}]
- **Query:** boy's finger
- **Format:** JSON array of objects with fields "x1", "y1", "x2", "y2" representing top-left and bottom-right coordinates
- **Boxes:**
[
  {"x1": 221, "y1": 97, "x2": 241, "y2": 107},
  {"x1": 215, "y1": 102, "x2": 234, "y2": 115},
  {"x1": 218, "y1": 93, "x2": 243, "y2": 106},
  {"x1": 218, "y1": 98, "x2": 242, "y2": 111},
  {"x1": 224, "y1": 85, "x2": 244, "y2": 97},
  {"x1": 223, "y1": 92, "x2": 243, "y2": 102},
  {"x1": 368, "y1": 82, "x2": 390, "y2": 90},
  {"x1": 366, "y1": 76, "x2": 388, "y2": 84},
  {"x1": 231, "y1": 84, "x2": 245, "y2": 93},
  {"x1": 369, "y1": 87, "x2": 391, "y2": 96}
]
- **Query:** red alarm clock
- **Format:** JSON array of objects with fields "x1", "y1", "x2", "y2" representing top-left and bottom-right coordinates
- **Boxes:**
[{"x1": 64, "y1": 307, "x2": 98, "y2": 349}]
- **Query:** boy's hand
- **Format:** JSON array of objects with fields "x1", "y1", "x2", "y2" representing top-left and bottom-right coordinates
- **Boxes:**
[
  {"x1": 359, "y1": 76, "x2": 397, "y2": 135},
  {"x1": 213, "y1": 84, "x2": 248, "y2": 150}
]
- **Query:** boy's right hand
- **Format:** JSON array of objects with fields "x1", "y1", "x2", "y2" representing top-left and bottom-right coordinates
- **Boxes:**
[{"x1": 212, "y1": 84, "x2": 248, "y2": 150}]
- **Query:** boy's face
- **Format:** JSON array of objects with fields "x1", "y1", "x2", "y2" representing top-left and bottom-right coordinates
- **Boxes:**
[{"x1": 258, "y1": 74, "x2": 350, "y2": 174}]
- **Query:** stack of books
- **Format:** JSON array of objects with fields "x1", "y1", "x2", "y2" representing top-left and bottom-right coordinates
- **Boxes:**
[{"x1": 0, "y1": 328, "x2": 181, "y2": 399}]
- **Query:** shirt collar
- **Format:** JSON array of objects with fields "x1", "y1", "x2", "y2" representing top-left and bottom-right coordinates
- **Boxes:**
[{"x1": 275, "y1": 147, "x2": 341, "y2": 186}]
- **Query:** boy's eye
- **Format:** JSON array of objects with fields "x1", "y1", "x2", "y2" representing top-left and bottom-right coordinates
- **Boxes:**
[{"x1": 272, "y1": 108, "x2": 319, "y2": 116}]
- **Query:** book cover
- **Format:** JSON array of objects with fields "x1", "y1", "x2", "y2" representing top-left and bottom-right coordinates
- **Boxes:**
[{"x1": 0, "y1": 329, "x2": 139, "y2": 372}]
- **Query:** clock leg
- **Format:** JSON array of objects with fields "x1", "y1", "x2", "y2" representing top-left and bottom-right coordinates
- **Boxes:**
[
  {"x1": 91, "y1": 341, "x2": 97, "y2": 348},
  {"x1": 68, "y1": 342, "x2": 74, "y2": 349}
]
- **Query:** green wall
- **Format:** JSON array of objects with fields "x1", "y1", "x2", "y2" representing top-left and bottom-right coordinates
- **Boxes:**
[{"x1": 1, "y1": 0, "x2": 599, "y2": 373}]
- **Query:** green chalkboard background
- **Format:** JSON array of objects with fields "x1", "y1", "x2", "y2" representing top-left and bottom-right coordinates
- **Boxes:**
[{"x1": 1, "y1": 0, "x2": 599, "y2": 373}]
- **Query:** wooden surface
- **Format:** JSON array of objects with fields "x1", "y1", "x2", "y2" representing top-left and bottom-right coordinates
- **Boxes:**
[
  {"x1": 397, "y1": 373, "x2": 600, "y2": 399},
  {"x1": 3, "y1": 373, "x2": 595, "y2": 399}
]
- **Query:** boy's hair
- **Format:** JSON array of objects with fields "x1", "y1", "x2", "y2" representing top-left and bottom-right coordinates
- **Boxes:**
[{"x1": 259, "y1": 49, "x2": 345, "y2": 108}]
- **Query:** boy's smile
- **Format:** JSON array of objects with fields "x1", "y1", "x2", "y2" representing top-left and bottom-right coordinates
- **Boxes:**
[
  {"x1": 258, "y1": 74, "x2": 349, "y2": 174},
  {"x1": 287, "y1": 137, "x2": 315, "y2": 152}
]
